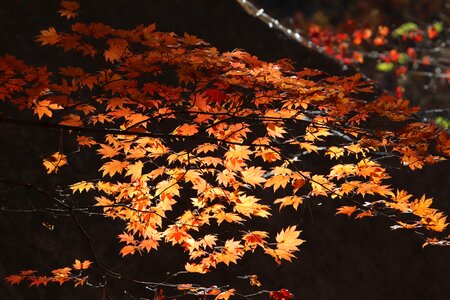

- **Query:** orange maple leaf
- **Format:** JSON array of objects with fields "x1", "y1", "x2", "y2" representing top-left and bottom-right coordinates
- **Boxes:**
[
  {"x1": 59, "y1": 1, "x2": 80, "y2": 19},
  {"x1": 120, "y1": 245, "x2": 137, "y2": 257},
  {"x1": 174, "y1": 123, "x2": 199, "y2": 136},
  {"x1": 5, "y1": 274, "x2": 23, "y2": 285},
  {"x1": 36, "y1": 27, "x2": 61, "y2": 45},
  {"x1": 76, "y1": 135, "x2": 96, "y2": 148},
  {"x1": 59, "y1": 114, "x2": 83, "y2": 127},
  {"x1": 215, "y1": 289, "x2": 235, "y2": 300},
  {"x1": 99, "y1": 160, "x2": 128, "y2": 177},
  {"x1": 336, "y1": 206, "x2": 358, "y2": 217},
  {"x1": 185, "y1": 262, "x2": 208, "y2": 274},
  {"x1": 72, "y1": 259, "x2": 91, "y2": 270},
  {"x1": 240, "y1": 166, "x2": 266, "y2": 187}
]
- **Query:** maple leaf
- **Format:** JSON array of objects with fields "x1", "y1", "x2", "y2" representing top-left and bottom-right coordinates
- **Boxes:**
[
  {"x1": 218, "y1": 239, "x2": 245, "y2": 266},
  {"x1": 215, "y1": 289, "x2": 235, "y2": 300},
  {"x1": 270, "y1": 288, "x2": 294, "y2": 300},
  {"x1": 76, "y1": 135, "x2": 96, "y2": 148},
  {"x1": 274, "y1": 196, "x2": 303, "y2": 210},
  {"x1": 249, "y1": 274, "x2": 262, "y2": 286},
  {"x1": 165, "y1": 225, "x2": 190, "y2": 245},
  {"x1": 336, "y1": 206, "x2": 358, "y2": 217},
  {"x1": 4, "y1": 4, "x2": 450, "y2": 294},
  {"x1": 266, "y1": 123, "x2": 287, "y2": 138},
  {"x1": 34, "y1": 105, "x2": 53, "y2": 119},
  {"x1": 215, "y1": 211, "x2": 244, "y2": 225},
  {"x1": 243, "y1": 231, "x2": 268, "y2": 250},
  {"x1": 60, "y1": 114, "x2": 83, "y2": 127},
  {"x1": 74, "y1": 277, "x2": 87, "y2": 287},
  {"x1": 97, "y1": 144, "x2": 120, "y2": 159},
  {"x1": 185, "y1": 263, "x2": 208, "y2": 274},
  {"x1": 264, "y1": 167, "x2": 292, "y2": 192},
  {"x1": 52, "y1": 267, "x2": 72, "y2": 278},
  {"x1": 118, "y1": 232, "x2": 136, "y2": 245},
  {"x1": 276, "y1": 226, "x2": 304, "y2": 253},
  {"x1": 29, "y1": 276, "x2": 51, "y2": 287},
  {"x1": 120, "y1": 245, "x2": 137, "y2": 257},
  {"x1": 99, "y1": 159, "x2": 128, "y2": 177},
  {"x1": 5, "y1": 274, "x2": 23, "y2": 285},
  {"x1": 59, "y1": 1, "x2": 80, "y2": 19},
  {"x1": 408, "y1": 195, "x2": 435, "y2": 218},
  {"x1": 20, "y1": 270, "x2": 37, "y2": 276},
  {"x1": 401, "y1": 149, "x2": 425, "y2": 170},
  {"x1": 76, "y1": 104, "x2": 96, "y2": 115},
  {"x1": 200, "y1": 234, "x2": 218, "y2": 249},
  {"x1": 234, "y1": 194, "x2": 271, "y2": 218},
  {"x1": 310, "y1": 175, "x2": 335, "y2": 196},
  {"x1": 70, "y1": 181, "x2": 94, "y2": 193},
  {"x1": 195, "y1": 143, "x2": 218, "y2": 154},
  {"x1": 43, "y1": 152, "x2": 67, "y2": 174},
  {"x1": 73, "y1": 259, "x2": 91, "y2": 270},
  {"x1": 183, "y1": 33, "x2": 206, "y2": 45},
  {"x1": 59, "y1": 66, "x2": 84, "y2": 77},
  {"x1": 177, "y1": 283, "x2": 195, "y2": 291},
  {"x1": 255, "y1": 148, "x2": 281, "y2": 162},
  {"x1": 240, "y1": 166, "x2": 266, "y2": 187},
  {"x1": 355, "y1": 210, "x2": 374, "y2": 219},
  {"x1": 125, "y1": 161, "x2": 144, "y2": 181},
  {"x1": 140, "y1": 239, "x2": 159, "y2": 252},
  {"x1": 36, "y1": 27, "x2": 61, "y2": 45},
  {"x1": 104, "y1": 38, "x2": 128, "y2": 62},
  {"x1": 299, "y1": 142, "x2": 320, "y2": 154},
  {"x1": 174, "y1": 123, "x2": 199, "y2": 136}
]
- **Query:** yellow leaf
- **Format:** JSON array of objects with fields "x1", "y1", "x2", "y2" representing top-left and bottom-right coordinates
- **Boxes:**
[
  {"x1": 242, "y1": 231, "x2": 268, "y2": 250},
  {"x1": 274, "y1": 195, "x2": 303, "y2": 210},
  {"x1": 195, "y1": 143, "x2": 218, "y2": 154},
  {"x1": 326, "y1": 146, "x2": 345, "y2": 159},
  {"x1": 275, "y1": 226, "x2": 303, "y2": 253},
  {"x1": 240, "y1": 166, "x2": 266, "y2": 187},
  {"x1": 299, "y1": 142, "x2": 319, "y2": 154},
  {"x1": 185, "y1": 263, "x2": 208, "y2": 274},
  {"x1": 97, "y1": 144, "x2": 120, "y2": 159},
  {"x1": 42, "y1": 152, "x2": 67, "y2": 174},
  {"x1": 266, "y1": 123, "x2": 286, "y2": 138},
  {"x1": 125, "y1": 161, "x2": 144, "y2": 181},
  {"x1": 70, "y1": 181, "x2": 94, "y2": 193},
  {"x1": 200, "y1": 234, "x2": 217, "y2": 249},
  {"x1": 249, "y1": 275, "x2": 261, "y2": 286},
  {"x1": 310, "y1": 175, "x2": 335, "y2": 196},
  {"x1": 410, "y1": 195, "x2": 433, "y2": 217}
]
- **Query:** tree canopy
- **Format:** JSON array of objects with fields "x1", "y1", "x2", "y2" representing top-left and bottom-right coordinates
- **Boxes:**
[{"x1": 1, "y1": 1, "x2": 450, "y2": 299}]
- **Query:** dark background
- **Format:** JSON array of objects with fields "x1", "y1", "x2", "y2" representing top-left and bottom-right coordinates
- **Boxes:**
[{"x1": 1, "y1": 1, "x2": 449, "y2": 299}]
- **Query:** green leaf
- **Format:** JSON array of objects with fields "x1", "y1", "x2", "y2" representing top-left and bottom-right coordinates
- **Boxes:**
[
  {"x1": 435, "y1": 116, "x2": 450, "y2": 129},
  {"x1": 432, "y1": 22, "x2": 444, "y2": 33},
  {"x1": 392, "y1": 22, "x2": 418, "y2": 38},
  {"x1": 397, "y1": 53, "x2": 409, "y2": 64},
  {"x1": 376, "y1": 62, "x2": 394, "y2": 72}
]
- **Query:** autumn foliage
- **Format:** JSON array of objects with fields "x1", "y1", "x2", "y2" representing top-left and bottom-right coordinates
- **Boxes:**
[{"x1": 2, "y1": 1, "x2": 450, "y2": 298}]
